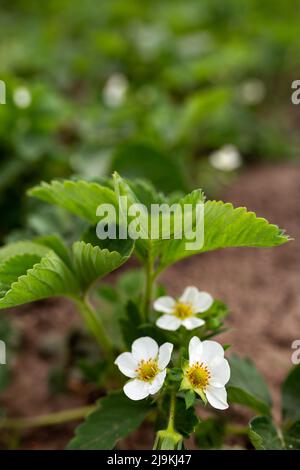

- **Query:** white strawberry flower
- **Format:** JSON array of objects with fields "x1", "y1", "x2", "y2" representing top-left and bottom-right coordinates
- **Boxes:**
[
  {"x1": 154, "y1": 286, "x2": 213, "y2": 331},
  {"x1": 115, "y1": 337, "x2": 173, "y2": 401},
  {"x1": 181, "y1": 336, "x2": 230, "y2": 410}
]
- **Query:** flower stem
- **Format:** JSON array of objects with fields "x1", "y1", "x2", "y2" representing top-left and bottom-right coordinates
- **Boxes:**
[
  {"x1": 167, "y1": 391, "x2": 176, "y2": 433},
  {"x1": 0, "y1": 405, "x2": 96, "y2": 430},
  {"x1": 75, "y1": 296, "x2": 113, "y2": 359}
]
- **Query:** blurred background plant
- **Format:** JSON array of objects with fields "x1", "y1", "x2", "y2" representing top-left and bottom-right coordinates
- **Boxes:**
[{"x1": 0, "y1": 0, "x2": 300, "y2": 241}]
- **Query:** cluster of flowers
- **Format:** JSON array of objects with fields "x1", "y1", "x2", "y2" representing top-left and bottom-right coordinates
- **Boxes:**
[{"x1": 115, "y1": 287, "x2": 230, "y2": 410}]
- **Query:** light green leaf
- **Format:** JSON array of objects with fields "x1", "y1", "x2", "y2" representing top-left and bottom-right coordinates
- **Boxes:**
[
  {"x1": 28, "y1": 180, "x2": 116, "y2": 225},
  {"x1": 35, "y1": 234, "x2": 73, "y2": 270},
  {"x1": 0, "y1": 241, "x2": 50, "y2": 264},
  {"x1": 281, "y1": 364, "x2": 300, "y2": 423},
  {"x1": 72, "y1": 241, "x2": 133, "y2": 291},
  {"x1": 0, "y1": 251, "x2": 79, "y2": 309},
  {"x1": 159, "y1": 200, "x2": 289, "y2": 270},
  {"x1": 249, "y1": 416, "x2": 283, "y2": 450},
  {"x1": 227, "y1": 355, "x2": 272, "y2": 414},
  {"x1": 67, "y1": 391, "x2": 151, "y2": 450}
]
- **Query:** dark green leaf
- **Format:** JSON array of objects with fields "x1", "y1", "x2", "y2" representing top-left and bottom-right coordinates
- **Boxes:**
[
  {"x1": 228, "y1": 355, "x2": 272, "y2": 414},
  {"x1": 195, "y1": 418, "x2": 225, "y2": 449},
  {"x1": 249, "y1": 416, "x2": 283, "y2": 450},
  {"x1": 67, "y1": 391, "x2": 151, "y2": 450},
  {"x1": 281, "y1": 364, "x2": 300, "y2": 423}
]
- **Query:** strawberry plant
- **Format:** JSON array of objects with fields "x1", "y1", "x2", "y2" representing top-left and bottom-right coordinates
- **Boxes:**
[{"x1": 0, "y1": 173, "x2": 292, "y2": 449}]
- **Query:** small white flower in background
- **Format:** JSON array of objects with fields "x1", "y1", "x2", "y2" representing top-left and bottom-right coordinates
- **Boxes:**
[
  {"x1": 102, "y1": 73, "x2": 128, "y2": 108},
  {"x1": 238, "y1": 79, "x2": 266, "y2": 105},
  {"x1": 209, "y1": 144, "x2": 242, "y2": 172},
  {"x1": 13, "y1": 86, "x2": 32, "y2": 109},
  {"x1": 181, "y1": 336, "x2": 230, "y2": 410},
  {"x1": 154, "y1": 286, "x2": 213, "y2": 331},
  {"x1": 115, "y1": 337, "x2": 173, "y2": 401}
]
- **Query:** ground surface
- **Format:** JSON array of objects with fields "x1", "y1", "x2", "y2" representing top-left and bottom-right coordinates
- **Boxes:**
[{"x1": 0, "y1": 164, "x2": 299, "y2": 449}]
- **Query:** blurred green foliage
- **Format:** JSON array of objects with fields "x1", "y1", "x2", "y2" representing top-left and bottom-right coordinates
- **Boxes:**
[{"x1": 0, "y1": 0, "x2": 300, "y2": 239}]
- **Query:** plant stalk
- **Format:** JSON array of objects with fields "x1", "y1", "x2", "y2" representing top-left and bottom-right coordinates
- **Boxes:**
[
  {"x1": 0, "y1": 405, "x2": 96, "y2": 430},
  {"x1": 75, "y1": 296, "x2": 113, "y2": 359},
  {"x1": 167, "y1": 391, "x2": 176, "y2": 433}
]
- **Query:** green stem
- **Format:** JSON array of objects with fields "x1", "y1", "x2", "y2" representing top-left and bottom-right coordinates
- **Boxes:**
[
  {"x1": 143, "y1": 255, "x2": 154, "y2": 321},
  {"x1": 167, "y1": 392, "x2": 176, "y2": 433},
  {"x1": 0, "y1": 405, "x2": 96, "y2": 430},
  {"x1": 75, "y1": 296, "x2": 113, "y2": 359}
]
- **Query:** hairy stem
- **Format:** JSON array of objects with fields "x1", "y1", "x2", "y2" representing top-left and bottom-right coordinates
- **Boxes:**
[
  {"x1": 75, "y1": 296, "x2": 113, "y2": 359},
  {"x1": 0, "y1": 405, "x2": 96, "y2": 430},
  {"x1": 167, "y1": 391, "x2": 176, "y2": 433}
]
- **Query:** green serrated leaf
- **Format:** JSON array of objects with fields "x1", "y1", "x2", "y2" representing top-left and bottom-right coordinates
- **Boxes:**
[
  {"x1": 72, "y1": 241, "x2": 132, "y2": 292},
  {"x1": 67, "y1": 391, "x2": 151, "y2": 450},
  {"x1": 227, "y1": 355, "x2": 272, "y2": 414},
  {"x1": 281, "y1": 364, "x2": 300, "y2": 423},
  {"x1": 158, "y1": 200, "x2": 289, "y2": 271},
  {"x1": 249, "y1": 416, "x2": 283, "y2": 450},
  {"x1": 28, "y1": 180, "x2": 117, "y2": 225},
  {"x1": 0, "y1": 251, "x2": 79, "y2": 309}
]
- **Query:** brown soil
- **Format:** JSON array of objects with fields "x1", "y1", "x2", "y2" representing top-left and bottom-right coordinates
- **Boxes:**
[{"x1": 0, "y1": 164, "x2": 299, "y2": 449}]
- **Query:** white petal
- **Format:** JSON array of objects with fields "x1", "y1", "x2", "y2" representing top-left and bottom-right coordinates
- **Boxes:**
[
  {"x1": 156, "y1": 314, "x2": 181, "y2": 331},
  {"x1": 158, "y1": 342, "x2": 173, "y2": 369},
  {"x1": 153, "y1": 296, "x2": 175, "y2": 313},
  {"x1": 132, "y1": 337, "x2": 159, "y2": 362},
  {"x1": 123, "y1": 379, "x2": 150, "y2": 401},
  {"x1": 192, "y1": 292, "x2": 213, "y2": 313},
  {"x1": 188, "y1": 336, "x2": 203, "y2": 364},
  {"x1": 114, "y1": 352, "x2": 137, "y2": 378},
  {"x1": 182, "y1": 317, "x2": 205, "y2": 330},
  {"x1": 206, "y1": 386, "x2": 229, "y2": 410},
  {"x1": 179, "y1": 286, "x2": 199, "y2": 304},
  {"x1": 148, "y1": 370, "x2": 166, "y2": 395},
  {"x1": 210, "y1": 359, "x2": 230, "y2": 387},
  {"x1": 201, "y1": 340, "x2": 224, "y2": 366}
]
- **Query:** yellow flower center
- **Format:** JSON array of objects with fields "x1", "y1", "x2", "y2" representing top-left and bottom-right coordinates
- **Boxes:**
[
  {"x1": 186, "y1": 362, "x2": 210, "y2": 389},
  {"x1": 136, "y1": 359, "x2": 158, "y2": 382},
  {"x1": 173, "y1": 302, "x2": 193, "y2": 320}
]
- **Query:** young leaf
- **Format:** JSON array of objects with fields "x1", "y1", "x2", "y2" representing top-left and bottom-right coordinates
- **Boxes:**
[
  {"x1": 67, "y1": 391, "x2": 151, "y2": 450},
  {"x1": 227, "y1": 355, "x2": 272, "y2": 414},
  {"x1": 158, "y1": 201, "x2": 289, "y2": 271},
  {"x1": 249, "y1": 416, "x2": 283, "y2": 450},
  {"x1": 0, "y1": 251, "x2": 79, "y2": 309},
  {"x1": 72, "y1": 241, "x2": 132, "y2": 292},
  {"x1": 184, "y1": 389, "x2": 196, "y2": 409},
  {"x1": 28, "y1": 180, "x2": 117, "y2": 225},
  {"x1": 281, "y1": 364, "x2": 300, "y2": 423},
  {"x1": 35, "y1": 234, "x2": 73, "y2": 270}
]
